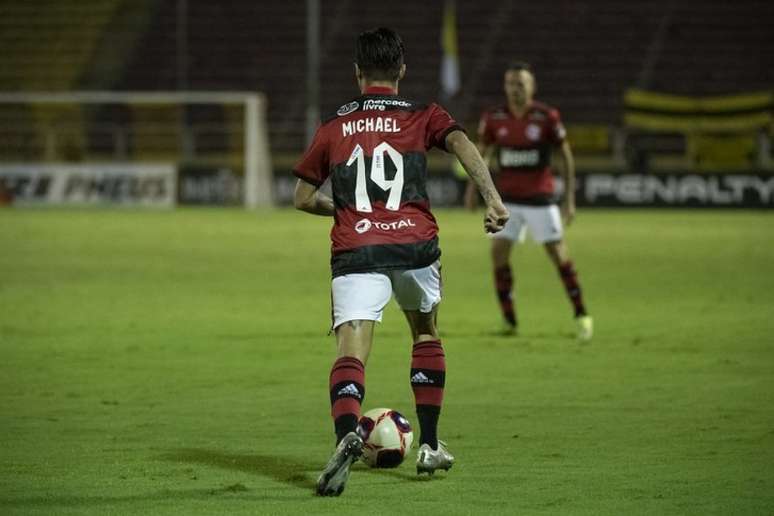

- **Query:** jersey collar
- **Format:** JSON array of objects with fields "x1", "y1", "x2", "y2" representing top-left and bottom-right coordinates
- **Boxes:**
[
  {"x1": 507, "y1": 101, "x2": 533, "y2": 119},
  {"x1": 364, "y1": 86, "x2": 397, "y2": 95}
]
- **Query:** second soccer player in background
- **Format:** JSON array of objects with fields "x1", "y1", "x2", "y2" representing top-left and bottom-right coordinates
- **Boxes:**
[{"x1": 466, "y1": 62, "x2": 593, "y2": 341}]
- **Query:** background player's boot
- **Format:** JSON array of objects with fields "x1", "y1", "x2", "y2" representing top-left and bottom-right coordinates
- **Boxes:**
[
  {"x1": 416, "y1": 440, "x2": 455, "y2": 475},
  {"x1": 316, "y1": 431, "x2": 363, "y2": 496},
  {"x1": 500, "y1": 320, "x2": 517, "y2": 336},
  {"x1": 576, "y1": 315, "x2": 593, "y2": 341}
]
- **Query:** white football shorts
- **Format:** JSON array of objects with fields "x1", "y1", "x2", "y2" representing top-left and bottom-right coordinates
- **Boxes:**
[
  {"x1": 331, "y1": 260, "x2": 442, "y2": 329},
  {"x1": 490, "y1": 203, "x2": 563, "y2": 243}
]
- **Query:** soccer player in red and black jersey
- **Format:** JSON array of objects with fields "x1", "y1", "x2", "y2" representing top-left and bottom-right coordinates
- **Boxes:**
[
  {"x1": 465, "y1": 62, "x2": 593, "y2": 340},
  {"x1": 294, "y1": 28, "x2": 508, "y2": 496}
]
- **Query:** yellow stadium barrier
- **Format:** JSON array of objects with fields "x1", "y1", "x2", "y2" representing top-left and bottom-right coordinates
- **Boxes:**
[{"x1": 624, "y1": 89, "x2": 772, "y2": 170}]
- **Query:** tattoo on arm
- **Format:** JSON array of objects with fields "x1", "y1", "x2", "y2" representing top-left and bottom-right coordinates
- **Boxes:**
[
  {"x1": 466, "y1": 157, "x2": 501, "y2": 206},
  {"x1": 452, "y1": 135, "x2": 502, "y2": 207}
]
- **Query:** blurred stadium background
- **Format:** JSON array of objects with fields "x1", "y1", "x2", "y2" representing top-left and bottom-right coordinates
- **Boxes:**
[{"x1": 0, "y1": 0, "x2": 772, "y2": 208}]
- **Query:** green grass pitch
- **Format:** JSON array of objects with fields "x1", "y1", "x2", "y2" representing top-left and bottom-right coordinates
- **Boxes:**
[{"x1": 1, "y1": 208, "x2": 773, "y2": 515}]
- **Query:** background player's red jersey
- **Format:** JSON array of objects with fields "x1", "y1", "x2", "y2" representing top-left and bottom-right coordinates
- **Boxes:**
[
  {"x1": 478, "y1": 101, "x2": 566, "y2": 205},
  {"x1": 294, "y1": 86, "x2": 463, "y2": 277}
]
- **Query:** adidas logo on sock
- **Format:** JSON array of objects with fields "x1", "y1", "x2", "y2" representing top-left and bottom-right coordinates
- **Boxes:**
[
  {"x1": 411, "y1": 372, "x2": 434, "y2": 384},
  {"x1": 337, "y1": 383, "x2": 361, "y2": 398}
]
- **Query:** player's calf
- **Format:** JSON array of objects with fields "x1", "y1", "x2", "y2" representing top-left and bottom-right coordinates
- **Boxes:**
[
  {"x1": 329, "y1": 356, "x2": 365, "y2": 443},
  {"x1": 494, "y1": 265, "x2": 518, "y2": 331},
  {"x1": 410, "y1": 340, "x2": 445, "y2": 450}
]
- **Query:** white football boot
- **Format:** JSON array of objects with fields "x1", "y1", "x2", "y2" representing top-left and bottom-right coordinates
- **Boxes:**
[
  {"x1": 576, "y1": 315, "x2": 593, "y2": 341},
  {"x1": 316, "y1": 432, "x2": 363, "y2": 496},
  {"x1": 416, "y1": 440, "x2": 455, "y2": 475}
]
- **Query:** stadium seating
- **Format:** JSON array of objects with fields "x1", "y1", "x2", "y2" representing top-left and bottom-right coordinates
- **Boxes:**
[
  {"x1": 0, "y1": 0, "x2": 771, "y2": 162},
  {"x1": 649, "y1": 4, "x2": 774, "y2": 95},
  {"x1": 0, "y1": 0, "x2": 146, "y2": 161},
  {"x1": 0, "y1": 0, "x2": 120, "y2": 91},
  {"x1": 120, "y1": 0, "x2": 772, "y2": 154}
]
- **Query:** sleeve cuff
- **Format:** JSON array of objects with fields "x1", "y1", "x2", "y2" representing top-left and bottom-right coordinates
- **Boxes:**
[
  {"x1": 437, "y1": 124, "x2": 466, "y2": 152},
  {"x1": 292, "y1": 170, "x2": 324, "y2": 187}
]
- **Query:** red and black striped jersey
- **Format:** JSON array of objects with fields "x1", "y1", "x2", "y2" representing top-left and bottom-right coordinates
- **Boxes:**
[
  {"x1": 294, "y1": 86, "x2": 463, "y2": 277},
  {"x1": 478, "y1": 101, "x2": 566, "y2": 205}
]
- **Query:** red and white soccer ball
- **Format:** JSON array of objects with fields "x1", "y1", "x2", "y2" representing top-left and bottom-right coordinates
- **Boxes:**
[{"x1": 358, "y1": 408, "x2": 414, "y2": 468}]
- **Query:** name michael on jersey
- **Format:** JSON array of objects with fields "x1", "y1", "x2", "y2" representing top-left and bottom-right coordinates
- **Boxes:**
[{"x1": 342, "y1": 117, "x2": 401, "y2": 137}]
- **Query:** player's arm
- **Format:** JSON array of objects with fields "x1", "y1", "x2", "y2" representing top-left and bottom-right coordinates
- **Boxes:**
[
  {"x1": 556, "y1": 140, "x2": 576, "y2": 225},
  {"x1": 463, "y1": 142, "x2": 494, "y2": 210},
  {"x1": 445, "y1": 130, "x2": 508, "y2": 233},
  {"x1": 293, "y1": 179, "x2": 334, "y2": 216}
]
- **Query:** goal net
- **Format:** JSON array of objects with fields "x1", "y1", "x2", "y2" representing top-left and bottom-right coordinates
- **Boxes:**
[{"x1": 0, "y1": 91, "x2": 273, "y2": 207}]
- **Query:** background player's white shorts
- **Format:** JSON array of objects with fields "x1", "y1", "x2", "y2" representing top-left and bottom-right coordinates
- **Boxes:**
[
  {"x1": 491, "y1": 203, "x2": 563, "y2": 243},
  {"x1": 331, "y1": 260, "x2": 441, "y2": 329}
]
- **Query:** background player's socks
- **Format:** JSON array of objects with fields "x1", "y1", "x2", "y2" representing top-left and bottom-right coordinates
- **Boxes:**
[
  {"x1": 494, "y1": 265, "x2": 517, "y2": 327},
  {"x1": 329, "y1": 356, "x2": 365, "y2": 444},
  {"x1": 410, "y1": 340, "x2": 446, "y2": 449},
  {"x1": 557, "y1": 261, "x2": 587, "y2": 317}
]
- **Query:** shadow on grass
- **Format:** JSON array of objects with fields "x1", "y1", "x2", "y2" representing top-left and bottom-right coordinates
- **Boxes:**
[
  {"x1": 0, "y1": 489, "x2": 293, "y2": 510},
  {"x1": 162, "y1": 448, "x2": 435, "y2": 486},
  {"x1": 441, "y1": 328, "x2": 575, "y2": 341},
  {"x1": 0, "y1": 450, "x2": 318, "y2": 509},
  {"x1": 353, "y1": 461, "x2": 446, "y2": 483},
  {"x1": 158, "y1": 448, "x2": 316, "y2": 490},
  {"x1": 0, "y1": 449, "x2": 433, "y2": 509}
]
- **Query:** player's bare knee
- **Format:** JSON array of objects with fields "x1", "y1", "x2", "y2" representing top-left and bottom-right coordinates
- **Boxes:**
[
  {"x1": 404, "y1": 309, "x2": 438, "y2": 342},
  {"x1": 544, "y1": 240, "x2": 567, "y2": 265}
]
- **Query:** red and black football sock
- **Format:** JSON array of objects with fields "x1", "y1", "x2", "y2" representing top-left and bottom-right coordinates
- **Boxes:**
[
  {"x1": 410, "y1": 339, "x2": 446, "y2": 449},
  {"x1": 494, "y1": 265, "x2": 517, "y2": 326},
  {"x1": 329, "y1": 356, "x2": 365, "y2": 444},
  {"x1": 557, "y1": 260, "x2": 588, "y2": 317}
]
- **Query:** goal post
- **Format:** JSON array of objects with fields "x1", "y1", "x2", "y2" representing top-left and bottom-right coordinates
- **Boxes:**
[{"x1": 0, "y1": 91, "x2": 273, "y2": 207}]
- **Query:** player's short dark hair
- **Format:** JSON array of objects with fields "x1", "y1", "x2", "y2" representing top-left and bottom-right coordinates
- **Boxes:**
[
  {"x1": 355, "y1": 27, "x2": 405, "y2": 81},
  {"x1": 505, "y1": 61, "x2": 533, "y2": 73}
]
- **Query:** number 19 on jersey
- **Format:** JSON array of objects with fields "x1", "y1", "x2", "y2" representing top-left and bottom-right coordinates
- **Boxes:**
[{"x1": 346, "y1": 142, "x2": 404, "y2": 213}]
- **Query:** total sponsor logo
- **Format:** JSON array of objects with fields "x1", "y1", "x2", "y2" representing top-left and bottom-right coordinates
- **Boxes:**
[{"x1": 355, "y1": 217, "x2": 416, "y2": 234}]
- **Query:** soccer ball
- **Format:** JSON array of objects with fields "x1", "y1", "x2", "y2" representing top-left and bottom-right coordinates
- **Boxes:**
[{"x1": 358, "y1": 408, "x2": 414, "y2": 468}]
